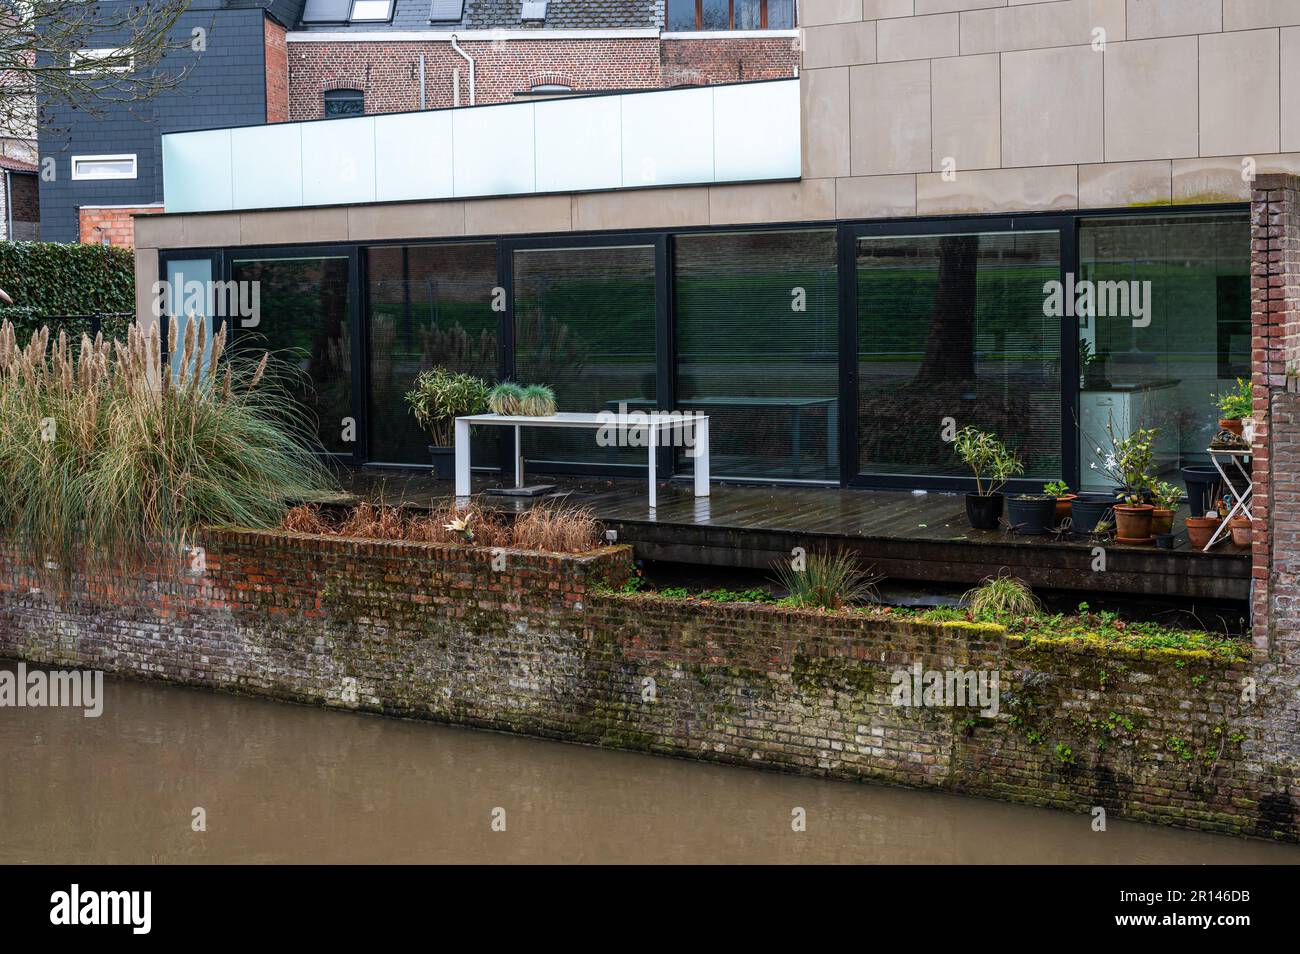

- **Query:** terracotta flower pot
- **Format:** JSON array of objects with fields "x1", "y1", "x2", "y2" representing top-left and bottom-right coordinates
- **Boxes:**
[
  {"x1": 1150, "y1": 508, "x2": 1175, "y2": 537},
  {"x1": 1219, "y1": 418, "x2": 1244, "y2": 436},
  {"x1": 1185, "y1": 515, "x2": 1221, "y2": 550},
  {"x1": 1114, "y1": 503, "x2": 1155, "y2": 543},
  {"x1": 1054, "y1": 494, "x2": 1076, "y2": 526},
  {"x1": 1228, "y1": 515, "x2": 1253, "y2": 547}
]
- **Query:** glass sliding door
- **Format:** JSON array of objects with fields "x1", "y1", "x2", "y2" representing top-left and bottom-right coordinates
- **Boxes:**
[
  {"x1": 1076, "y1": 212, "x2": 1250, "y2": 490},
  {"x1": 854, "y1": 227, "x2": 1063, "y2": 484},
  {"x1": 511, "y1": 243, "x2": 657, "y2": 468},
  {"x1": 366, "y1": 243, "x2": 498, "y2": 464},
  {"x1": 675, "y1": 229, "x2": 838, "y2": 481},
  {"x1": 229, "y1": 253, "x2": 354, "y2": 456}
]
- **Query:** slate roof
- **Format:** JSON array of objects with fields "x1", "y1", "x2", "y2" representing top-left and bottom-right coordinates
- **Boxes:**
[{"x1": 294, "y1": 0, "x2": 663, "y2": 32}]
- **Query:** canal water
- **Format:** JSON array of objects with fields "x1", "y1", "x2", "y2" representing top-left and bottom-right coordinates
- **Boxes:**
[{"x1": 2, "y1": 665, "x2": 1297, "y2": 864}]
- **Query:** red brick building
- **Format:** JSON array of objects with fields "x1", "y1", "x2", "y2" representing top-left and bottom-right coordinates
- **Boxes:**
[
  {"x1": 0, "y1": 155, "x2": 39, "y2": 242},
  {"x1": 284, "y1": 0, "x2": 800, "y2": 120}
]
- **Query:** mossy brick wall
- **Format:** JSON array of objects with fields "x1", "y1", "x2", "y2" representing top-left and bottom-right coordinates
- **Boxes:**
[{"x1": 0, "y1": 528, "x2": 1296, "y2": 841}]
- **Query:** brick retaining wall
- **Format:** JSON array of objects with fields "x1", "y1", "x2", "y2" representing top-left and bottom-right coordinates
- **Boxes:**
[{"x1": 0, "y1": 528, "x2": 1295, "y2": 841}]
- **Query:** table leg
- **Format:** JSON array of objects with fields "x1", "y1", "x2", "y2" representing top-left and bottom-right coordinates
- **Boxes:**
[
  {"x1": 693, "y1": 416, "x2": 709, "y2": 497},
  {"x1": 454, "y1": 418, "x2": 471, "y2": 499},
  {"x1": 648, "y1": 422, "x2": 657, "y2": 509},
  {"x1": 514, "y1": 425, "x2": 523, "y2": 489}
]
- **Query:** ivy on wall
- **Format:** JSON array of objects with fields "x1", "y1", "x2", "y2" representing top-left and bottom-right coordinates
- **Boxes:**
[{"x1": 0, "y1": 241, "x2": 135, "y2": 342}]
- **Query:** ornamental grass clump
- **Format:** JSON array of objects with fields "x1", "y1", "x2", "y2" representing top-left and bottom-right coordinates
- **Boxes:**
[
  {"x1": 519, "y1": 383, "x2": 557, "y2": 417},
  {"x1": 961, "y1": 573, "x2": 1041, "y2": 620},
  {"x1": 486, "y1": 381, "x2": 525, "y2": 416},
  {"x1": 770, "y1": 548, "x2": 882, "y2": 610},
  {"x1": 0, "y1": 317, "x2": 334, "y2": 576}
]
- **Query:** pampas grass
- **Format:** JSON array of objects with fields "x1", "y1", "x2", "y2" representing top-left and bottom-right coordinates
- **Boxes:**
[{"x1": 0, "y1": 316, "x2": 335, "y2": 576}]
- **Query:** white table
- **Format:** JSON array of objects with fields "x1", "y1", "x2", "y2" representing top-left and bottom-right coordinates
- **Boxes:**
[
  {"x1": 454, "y1": 411, "x2": 710, "y2": 508},
  {"x1": 1203, "y1": 447, "x2": 1253, "y2": 551}
]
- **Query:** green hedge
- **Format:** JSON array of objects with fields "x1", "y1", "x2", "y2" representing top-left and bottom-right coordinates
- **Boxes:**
[{"x1": 0, "y1": 241, "x2": 135, "y2": 342}]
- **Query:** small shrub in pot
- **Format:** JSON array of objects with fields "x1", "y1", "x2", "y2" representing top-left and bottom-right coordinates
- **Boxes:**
[
  {"x1": 405, "y1": 367, "x2": 490, "y2": 479},
  {"x1": 952, "y1": 427, "x2": 1023, "y2": 530}
]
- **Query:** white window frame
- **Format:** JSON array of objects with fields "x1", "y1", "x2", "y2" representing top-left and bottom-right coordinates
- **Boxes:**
[
  {"x1": 71, "y1": 154, "x2": 138, "y2": 181},
  {"x1": 71, "y1": 48, "x2": 134, "y2": 74}
]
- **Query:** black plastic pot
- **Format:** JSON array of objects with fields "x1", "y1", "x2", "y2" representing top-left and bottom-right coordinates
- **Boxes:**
[
  {"x1": 1181, "y1": 466, "x2": 1223, "y2": 518},
  {"x1": 965, "y1": 492, "x2": 1004, "y2": 530},
  {"x1": 1006, "y1": 495, "x2": 1057, "y2": 535},
  {"x1": 429, "y1": 445, "x2": 456, "y2": 481},
  {"x1": 1071, "y1": 493, "x2": 1115, "y2": 536}
]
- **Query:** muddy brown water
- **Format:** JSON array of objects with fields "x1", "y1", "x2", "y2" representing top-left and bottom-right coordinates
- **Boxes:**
[{"x1": 1, "y1": 663, "x2": 1297, "y2": 864}]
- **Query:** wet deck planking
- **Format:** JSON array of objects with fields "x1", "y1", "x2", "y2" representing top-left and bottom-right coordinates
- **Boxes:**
[{"x1": 338, "y1": 470, "x2": 1250, "y2": 602}]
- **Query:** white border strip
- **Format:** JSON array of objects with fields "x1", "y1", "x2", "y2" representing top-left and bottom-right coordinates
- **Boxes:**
[
  {"x1": 287, "y1": 28, "x2": 662, "y2": 42},
  {"x1": 661, "y1": 30, "x2": 799, "y2": 39}
]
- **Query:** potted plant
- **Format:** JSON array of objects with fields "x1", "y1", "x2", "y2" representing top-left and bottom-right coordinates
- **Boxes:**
[
  {"x1": 1070, "y1": 493, "x2": 1115, "y2": 536},
  {"x1": 1007, "y1": 492, "x2": 1058, "y2": 535},
  {"x1": 487, "y1": 381, "x2": 525, "y2": 416},
  {"x1": 1043, "y1": 480, "x2": 1075, "y2": 526},
  {"x1": 953, "y1": 427, "x2": 1023, "y2": 530},
  {"x1": 1089, "y1": 423, "x2": 1158, "y2": 501},
  {"x1": 1150, "y1": 480, "x2": 1182, "y2": 537},
  {"x1": 1228, "y1": 514, "x2": 1252, "y2": 547},
  {"x1": 1186, "y1": 513, "x2": 1221, "y2": 550},
  {"x1": 405, "y1": 367, "x2": 490, "y2": 479},
  {"x1": 1213, "y1": 377, "x2": 1252, "y2": 437},
  {"x1": 1114, "y1": 489, "x2": 1155, "y2": 544},
  {"x1": 519, "y1": 383, "x2": 557, "y2": 416}
]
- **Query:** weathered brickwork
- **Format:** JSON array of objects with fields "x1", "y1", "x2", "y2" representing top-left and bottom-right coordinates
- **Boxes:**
[
  {"x1": 288, "y1": 39, "x2": 662, "y2": 120},
  {"x1": 0, "y1": 528, "x2": 1295, "y2": 841},
  {"x1": 265, "y1": 18, "x2": 289, "y2": 123},
  {"x1": 1251, "y1": 176, "x2": 1300, "y2": 655},
  {"x1": 77, "y1": 206, "x2": 162, "y2": 248},
  {"x1": 284, "y1": 37, "x2": 800, "y2": 120},
  {"x1": 659, "y1": 37, "x2": 800, "y2": 86}
]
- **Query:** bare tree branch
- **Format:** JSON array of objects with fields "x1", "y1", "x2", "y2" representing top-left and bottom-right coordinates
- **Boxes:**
[{"x1": 1, "y1": 0, "x2": 199, "y2": 136}]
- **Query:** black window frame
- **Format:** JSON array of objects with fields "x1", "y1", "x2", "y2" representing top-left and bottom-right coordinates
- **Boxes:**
[
  {"x1": 157, "y1": 204, "x2": 1252, "y2": 493},
  {"x1": 323, "y1": 88, "x2": 365, "y2": 119}
]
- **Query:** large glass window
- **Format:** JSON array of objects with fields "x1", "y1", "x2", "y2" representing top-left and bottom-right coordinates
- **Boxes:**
[
  {"x1": 230, "y1": 255, "x2": 352, "y2": 455},
  {"x1": 675, "y1": 230, "x2": 838, "y2": 480},
  {"x1": 367, "y1": 243, "x2": 498, "y2": 464},
  {"x1": 856, "y1": 230, "x2": 1062, "y2": 481},
  {"x1": 1077, "y1": 212, "x2": 1250, "y2": 490},
  {"x1": 668, "y1": 0, "x2": 794, "y2": 30},
  {"x1": 513, "y1": 244, "x2": 657, "y2": 468}
]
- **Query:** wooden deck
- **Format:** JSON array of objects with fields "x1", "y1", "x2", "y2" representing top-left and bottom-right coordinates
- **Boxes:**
[{"x1": 339, "y1": 469, "x2": 1251, "y2": 602}]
